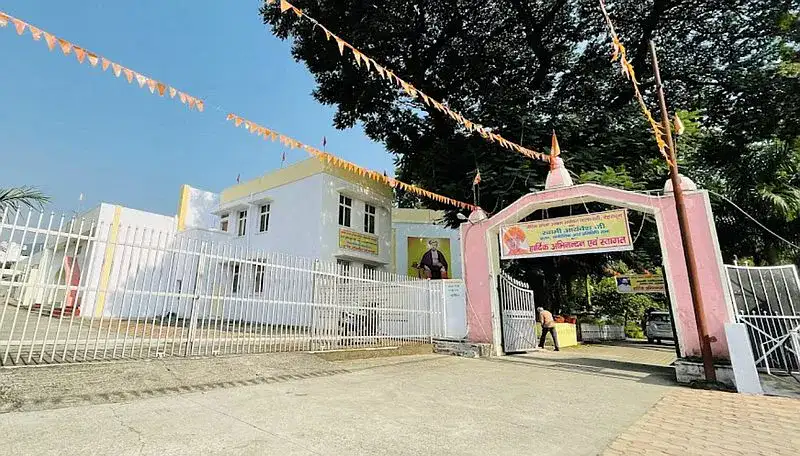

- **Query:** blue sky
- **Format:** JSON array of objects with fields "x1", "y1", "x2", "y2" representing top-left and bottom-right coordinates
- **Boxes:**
[{"x1": 0, "y1": 1, "x2": 393, "y2": 215}]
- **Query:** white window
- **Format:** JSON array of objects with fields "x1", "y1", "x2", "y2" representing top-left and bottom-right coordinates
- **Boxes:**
[
  {"x1": 237, "y1": 210, "x2": 247, "y2": 237},
  {"x1": 220, "y1": 213, "x2": 229, "y2": 232},
  {"x1": 364, "y1": 203, "x2": 376, "y2": 234},
  {"x1": 259, "y1": 204, "x2": 270, "y2": 233},
  {"x1": 232, "y1": 264, "x2": 241, "y2": 293},
  {"x1": 338, "y1": 195, "x2": 352, "y2": 227},
  {"x1": 254, "y1": 265, "x2": 265, "y2": 293}
]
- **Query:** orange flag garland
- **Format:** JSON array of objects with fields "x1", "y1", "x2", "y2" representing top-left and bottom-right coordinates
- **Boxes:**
[
  {"x1": 1, "y1": 11, "x2": 204, "y2": 114},
  {"x1": 270, "y1": 0, "x2": 550, "y2": 164},
  {"x1": 599, "y1": 0, "x2": 672, "y2": 167},
  {"x1": 225, "y1": 113, "x2": 476, "y2": 211},
  {"x1": 0, "y1": 10, "x2": 474, "y2": 211}
]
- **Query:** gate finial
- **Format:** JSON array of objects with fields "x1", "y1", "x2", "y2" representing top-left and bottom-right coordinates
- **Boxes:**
[{"x1": 545, "y1": 156, "x2": 574, "y2": 190}]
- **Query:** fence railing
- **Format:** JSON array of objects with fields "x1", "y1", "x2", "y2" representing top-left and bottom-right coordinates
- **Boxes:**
[
  {"x1": 725, "y1": 264, "x2": 800, "y2": 374},
  {"x1": 0, "y1": 208, "x2": 444, "y2": 366}
]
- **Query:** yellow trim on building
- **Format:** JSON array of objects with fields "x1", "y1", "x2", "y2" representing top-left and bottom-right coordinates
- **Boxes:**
[
  {"x1": 176, "y1": 184, "x2": 190, "y2": 231},
  {"x1": 94, "y1": 206, "x2": 122, "y2": 318},
  {"x1": 220, "y1": 158, "x2": 393, "y2": 204},
  {"x1": 391, "y1": 208, "x2": 445, "y2": 224}
]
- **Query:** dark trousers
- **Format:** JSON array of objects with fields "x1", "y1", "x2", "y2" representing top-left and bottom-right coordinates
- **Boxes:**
[{"x1": 539, "y1": 326, "x2": 560, "y2": 350}]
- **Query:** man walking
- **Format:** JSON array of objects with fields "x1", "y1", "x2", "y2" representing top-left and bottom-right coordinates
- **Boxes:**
[{"x1": 537, "y1": 307, "x2": 560, "y2": 351}]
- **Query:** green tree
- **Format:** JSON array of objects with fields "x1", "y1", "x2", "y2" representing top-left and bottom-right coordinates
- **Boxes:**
[{"x1": 262, "y1": 0, "x2": 800, "y2": 287}]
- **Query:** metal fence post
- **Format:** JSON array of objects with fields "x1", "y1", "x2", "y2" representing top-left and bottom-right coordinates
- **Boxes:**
[{"x1": 187, "y1": 242, "x2": 207, "y2": 356}]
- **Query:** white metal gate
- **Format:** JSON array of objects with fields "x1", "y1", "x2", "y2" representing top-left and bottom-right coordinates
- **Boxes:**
[
  {"x1": 498, "y1": 272, "x2": 537, "y2": 353},
  {"x1": 725, "y1": 264, "x2": 800, "y2": 375}
]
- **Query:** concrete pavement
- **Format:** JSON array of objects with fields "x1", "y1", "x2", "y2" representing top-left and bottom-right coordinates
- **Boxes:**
[
  {"x1": 2, "y1": 346, "x2": 798, "y2": 455},
  {"x1": 0, "y1": 352, "x2": 676, "y2": 455}
]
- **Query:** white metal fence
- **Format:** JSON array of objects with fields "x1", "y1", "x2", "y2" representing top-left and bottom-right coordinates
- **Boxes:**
[
  {"x1": 725, "y1": 264, "x2": 800, "y2": 375},
  {"x1": 0, "y1": 209, "x2": 444, "y2": 366}
]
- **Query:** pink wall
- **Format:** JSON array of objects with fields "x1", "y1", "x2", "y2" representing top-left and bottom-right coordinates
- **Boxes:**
[{"x1": 461, "y1": 184, "x2": 733, "y2": 359}]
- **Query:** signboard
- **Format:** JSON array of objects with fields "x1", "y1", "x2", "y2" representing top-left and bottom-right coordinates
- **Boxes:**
[
  {"x1": 499, "y1": 209, "x2": 633, "y2": 259},
  {"x1": 408, "y1": 237, "x2": 452, "y2": 279},
  {"x1": 616, "y1": 274, "x2": 666, "y2": 294},
  {"x1": 339, "y1": 229, "x2": 379, "y2": 255}
]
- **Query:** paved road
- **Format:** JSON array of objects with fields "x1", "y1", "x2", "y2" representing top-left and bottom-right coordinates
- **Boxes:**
[
  {"x1": 1, "y1": 345, "x2": 797, "y2": 455},
  {"x1": 0, "y1": 351, "x2": 675, "y2": 455}
]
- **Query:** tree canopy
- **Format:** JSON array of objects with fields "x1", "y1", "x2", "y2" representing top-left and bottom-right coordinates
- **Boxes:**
[{"x1": 262, "y1": 1, "x2": 800, "y2": 286}]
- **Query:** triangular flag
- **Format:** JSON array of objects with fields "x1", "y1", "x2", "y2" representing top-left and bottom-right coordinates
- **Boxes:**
[
  {"x1": 335, "y1": 37, "x2": 346, "y2": 55},
  {"x1": 12, "y1": 18, "x2": 26, "y2": 36},
  {"x1": 673, "y1": 113, "x2": 685, "y2": 135},
  {"x1": 280, "y1": 0, "x2": 292, "y2": 13},
  {"x1": 226, "y1": 113, "x2": 234, "y2": 121},
  {"x1": 29, "y1": 26, "x2": 42, "y2": 41},
  {"x1": 43, "y1": 32, "x2": 56, "y2": 51},
  {"x1": 123, "y1": 68, "x2": 134, "y2": 83},
  {"x1": 74, "y1": 47, "x2": 86, "y2": 64},
  {"x1": 179, "y1": 92, "x2": 187, "y2": 104},
  {"x1": 363, "y1": 57, "x2": 371, "y2": 72},
  {"x1": 135, "y1": 73, "x2": 147, "y2": 88},
  {"x1": 169, "y1": 87, "x2": 177, "y2": 98},
  {"x1": 473, "y1": 169, "x2": 482, "y2": 186},
  {"x1": 322, "y1": 27, "x2": 331, "y2": 41},
  {"x1": 0, "y1": 13, "x2": 8, "y2": 27},
  {"x1": 157, "y1": 82, "x2": 166, "y2": 96},
  {"x1": 352, "y1": 49, "x2": 363, "y2": 67},
  {"x1": 234, "y1": 116, "x2": 243, "y2": 127},
  {"x1": 87, "y1": 53, "x2": 99, "y2": 67},
  {"x1": 101, "y1": 58, "x2": 111, "y2": 71},
  {"x1": 292, "y1": 7, "x2": 303, "y2": 18},
  {"x1": 147, "y1": 79, "x2": 157, "y2": 93},
  {"x1": 244, "y1": 121, "x2": 252, "y2": 130},
  {"x1": 58, "y1": 38, "x2": 73, "y2": 55},
  {"x1": 551, "y1": 130, "x2": 561, "y2": 159},
  {"x1": 374, "y1": 64, "x2": 385, "y2": 78},
  {"x1": 112, "y1": 63, "x2": 123, "y2": 78},
  {"x1": 187, "y1": 97, "x2": 197, "y2": 110}
]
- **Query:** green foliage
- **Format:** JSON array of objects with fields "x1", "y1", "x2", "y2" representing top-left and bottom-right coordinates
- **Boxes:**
[
  {"x1": 625, "y1": 321, "x2": 644, "y2": 340},
  {"x1": 262, "y1": 0, "x2": 800, "y2": 285},
  {"x1": 0, "y1": 186, "x2": 49, "y2": 211}
]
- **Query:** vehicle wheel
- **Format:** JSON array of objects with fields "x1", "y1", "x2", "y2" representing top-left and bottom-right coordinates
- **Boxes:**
[{"x1": 647, "y1": 338, "x2": 654, "y2": 344}]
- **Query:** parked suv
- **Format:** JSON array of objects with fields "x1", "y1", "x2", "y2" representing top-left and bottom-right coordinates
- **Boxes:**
[{"x1": 645, "y1": 311, "x2": 674, "y2": 344}]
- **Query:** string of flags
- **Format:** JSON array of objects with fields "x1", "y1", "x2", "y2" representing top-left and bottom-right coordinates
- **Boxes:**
[
  {"x1": 266, "y1": 0, "x2": 551, "y2": 164},
  {"x1": 0, "y1": 12, "x2": 204, "y2": 112},
  {"x1": 0, "y1": 9, "x2": 476, "y2": 211},
  {"x1": 598, "y1": 0, "x2": 673, "y2": 167},
  {"x1": 225, "y1": 113, "x2": 477, "y2": 211}
]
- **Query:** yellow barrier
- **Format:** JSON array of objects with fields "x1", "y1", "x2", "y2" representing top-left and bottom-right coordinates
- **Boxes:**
[{"x1": 535, "y1": 323, "x2": 578, "y2": 348}]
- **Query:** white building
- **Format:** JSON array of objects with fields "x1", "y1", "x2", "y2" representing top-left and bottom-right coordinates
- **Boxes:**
[
  {"x1": 10, "y1": 158, "x2": 462, "y2": 324},
  {"x1": 181, "y1": 158, "x2": 395, "y2": 275}
]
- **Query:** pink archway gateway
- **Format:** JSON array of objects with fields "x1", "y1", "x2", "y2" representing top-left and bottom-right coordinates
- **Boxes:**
[{"x1": 459, "y1": 158, "x2": 735, "y2": 359}]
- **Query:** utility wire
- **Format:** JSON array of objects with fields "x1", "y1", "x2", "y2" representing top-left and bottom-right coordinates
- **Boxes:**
[{"x1": 708, "y1": 190, "x2": 800, "y2": 251}]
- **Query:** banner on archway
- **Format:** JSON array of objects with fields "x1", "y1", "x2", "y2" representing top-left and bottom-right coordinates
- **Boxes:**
[{"x1": 499, "y1": 209, "x2": 633, "y2": 259}]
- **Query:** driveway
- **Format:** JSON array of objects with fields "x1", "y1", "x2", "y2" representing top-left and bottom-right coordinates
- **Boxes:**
[
  {"x1": 1, "y1": 345, "x2": 797, "y2": 455},
  {"x1": 0, "y1": 350, "x2": 675, "y2": 455}
]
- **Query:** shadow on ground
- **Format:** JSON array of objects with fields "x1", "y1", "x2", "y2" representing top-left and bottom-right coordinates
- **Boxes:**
[{"x1": 498, "y1": 356, "x2": 676, "y2": 386}]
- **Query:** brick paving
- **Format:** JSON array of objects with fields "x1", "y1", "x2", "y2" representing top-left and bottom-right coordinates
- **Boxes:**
[{"x1": 603, "y1": 388, "x2": 800, "y2": 455}]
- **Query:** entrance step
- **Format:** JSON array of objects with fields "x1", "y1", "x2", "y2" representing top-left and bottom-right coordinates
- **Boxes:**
[{"x1": 433, "y1": 339, "x2": 493, "y2": 358}]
